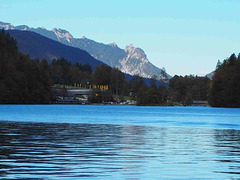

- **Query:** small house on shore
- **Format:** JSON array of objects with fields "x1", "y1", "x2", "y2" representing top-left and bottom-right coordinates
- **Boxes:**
[{"x1": 191, "y1": 100, "x2": 208, "y2": 106}]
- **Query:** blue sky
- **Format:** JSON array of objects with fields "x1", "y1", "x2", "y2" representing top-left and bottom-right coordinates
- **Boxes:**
[{"x1": 1, "y1": 0, "x2": 240, "y2": 76}]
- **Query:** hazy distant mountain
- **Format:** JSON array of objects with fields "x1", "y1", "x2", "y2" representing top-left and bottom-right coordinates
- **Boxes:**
[
  {"x1": 0, "y1": 21, "x2": 171, "y2": 79},
  {"x1": 206, "y1": 71, "x2": 214, "y2": 80},
  {"x1": 7, "y1": 30, "x2": 104, "y2": 70}
]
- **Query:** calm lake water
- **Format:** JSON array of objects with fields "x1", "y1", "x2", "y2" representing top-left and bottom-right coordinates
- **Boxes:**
[{"x1": 1, "y1": 105, "x2": 240, "y2": 179}]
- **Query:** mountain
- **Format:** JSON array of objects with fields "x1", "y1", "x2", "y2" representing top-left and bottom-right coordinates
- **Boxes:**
[
  {"x1": 0, "y1": 21, "x2": 171, "y2": 79},
  {"x1": 206, "y1": 71, "x2": 214, "y2": 80},
  {"x1": 6, "y1": 30, "x2": 168, "y2": 88},
  {"x1": 121, "y1": 44, "x2": 169, "y2": 79},
  {"x1": 6, "y1": 30, "x2": 105, "y2": 70}
]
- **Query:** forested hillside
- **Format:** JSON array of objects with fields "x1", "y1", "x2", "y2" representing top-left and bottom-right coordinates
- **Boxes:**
[
  {"x1": 209, "y1": 54, "x2": 240, "y2": 107},
  {"x1": 169, "y1": 75, "x2": 210, "y2": 105},
  {"x1": 0, "y1": 29, "x2": 52, "y2": 103}
]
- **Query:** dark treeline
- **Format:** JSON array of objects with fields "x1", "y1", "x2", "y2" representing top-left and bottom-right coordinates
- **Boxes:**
[
  {"x1": 129, "y1": 75, "x2": 168, "y2": 105},
  {"x1": 169, "y1": 75, "x2": 210, "y2": 105},
  {"x1": 209, "y1": 53, "x2": 240, "y2": 108},
  {"x1": 51, "y1": 57, "x2": 92, "y2": 86},
  {"x1": 3, "y1": 29, "x2": 239, "y2": 107},
  {"x1": 0, "y1": 29, "x2": 52, "y2": 104}
]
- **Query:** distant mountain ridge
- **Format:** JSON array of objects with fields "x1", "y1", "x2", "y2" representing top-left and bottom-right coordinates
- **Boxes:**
[
  {"x1": 0, "y1": 21, "x2": 171, "y2": 79},
  {"x1": 7, "y1": 30, "x2": 105, "y2": 70},
  {"x1": 5, "y1": 29, "x2": 169, "y2": 88}
]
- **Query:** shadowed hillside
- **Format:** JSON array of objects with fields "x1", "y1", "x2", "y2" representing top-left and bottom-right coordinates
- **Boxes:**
[{"x1": 7, "y1": 30, "x2": 105, "y2": 70}]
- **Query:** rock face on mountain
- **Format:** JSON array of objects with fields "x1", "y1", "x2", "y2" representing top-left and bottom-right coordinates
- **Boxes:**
[
  {"x1": 119, "y1": 44, "x2": 169, "y2": 79},
  {"x1": 0, "y1": 21, "x2": 171, "y2": 79}
]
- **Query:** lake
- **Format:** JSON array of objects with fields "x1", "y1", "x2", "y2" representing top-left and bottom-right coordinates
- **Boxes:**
[{"x1": 1, "y1": 105, "x2": 240, "y2": 179}]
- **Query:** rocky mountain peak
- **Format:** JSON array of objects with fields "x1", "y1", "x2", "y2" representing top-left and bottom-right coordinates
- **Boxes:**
[
  {"x1": 124, "y1": 44, "x2": 147, "y2": 62},
  {"x1": 0, "y1": 22, "x2": 14, "y2": 30},
  {"x1": 125, "y1": 44, "x2": 136, "y2": 53},
  {"x1": 52, "y1": 28, "x2": 73, "y2": 42},
  {"x1": 108, "y1": 42, "x2": 118, "y2": 47},
  {"x1": 16, "y1": 25, "x2": 30, "y2": 31}
]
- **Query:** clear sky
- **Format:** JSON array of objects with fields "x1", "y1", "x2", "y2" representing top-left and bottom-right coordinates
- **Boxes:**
[{"x1": 1, "y1": 0, "x2": 240, "y2": 76}]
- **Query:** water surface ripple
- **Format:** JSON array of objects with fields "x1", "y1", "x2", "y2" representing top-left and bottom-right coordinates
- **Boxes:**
[{"x1": 1, "y1": 105, "x2": 240, "y2": 179}]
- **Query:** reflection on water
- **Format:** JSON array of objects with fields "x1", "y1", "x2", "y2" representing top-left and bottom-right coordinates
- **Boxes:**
[
  {"x1": 214, "y1": 129, "x2": 240, "y2": 175},
  {"x1": 1, "y1": 121, "x2": 240, "y2": 179}
]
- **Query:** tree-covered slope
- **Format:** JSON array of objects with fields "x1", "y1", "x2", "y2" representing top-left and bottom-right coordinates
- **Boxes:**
[
  {"x1": 0, "y1": 29, "x2": 52, "y2": 104},
  {"x1": 209, "y1": 54, "x2": 240, "y2": 107}
]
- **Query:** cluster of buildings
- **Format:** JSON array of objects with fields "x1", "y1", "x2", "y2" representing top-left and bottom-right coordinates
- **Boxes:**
[{"x1": 52, "y1": 88, "x2": 136, "y2": 105}]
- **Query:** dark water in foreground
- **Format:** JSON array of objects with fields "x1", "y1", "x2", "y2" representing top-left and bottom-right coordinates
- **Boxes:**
[{"x1": 1, "y1": 105, "x2": 240, "y2": 179}]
